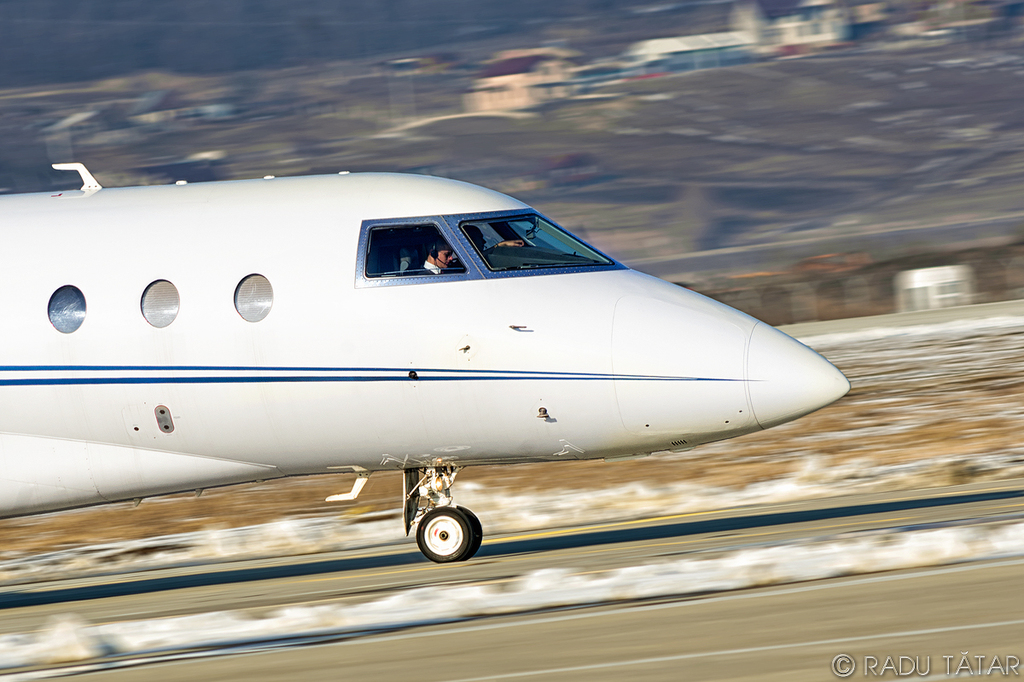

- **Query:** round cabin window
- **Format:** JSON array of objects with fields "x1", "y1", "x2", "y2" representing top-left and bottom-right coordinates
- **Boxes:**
[
  {"x1": 48, "y1": 285, "x2": 87, "y2": 334},
  {"x1": 141, "y1": 280, "x2": 180, "y2": 328},
  {"x1": 234, "y1": 274, "x2": 273, "y2": 322}
]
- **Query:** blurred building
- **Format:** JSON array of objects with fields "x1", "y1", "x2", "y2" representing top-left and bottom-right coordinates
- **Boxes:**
[
  {"x1": 732, "y1": 0, "x2": 850, "y2": 55},
  {"x1": 895, "y1": 265, "x2": 975, "y2": 312},
  {"x1": 844, "y1": 0, "x2": 889, "y2": 39},
  {"x1": 887, "y1": 0, "x2": 1001, "y2": 39},
  {"x1": 572, "y1": 59, "x2": 628, "y2": 93},
  {"x1": 621, "y1": 32, "x2": 754, "y2": 76},
  {"x1": 463, "y1": 48, "x2": 577, "y2": 112}
]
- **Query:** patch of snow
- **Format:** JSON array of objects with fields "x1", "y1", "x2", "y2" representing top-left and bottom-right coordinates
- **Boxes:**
[{"x1": 796, "y1": 315, "x2": 1024, "y2": 349}]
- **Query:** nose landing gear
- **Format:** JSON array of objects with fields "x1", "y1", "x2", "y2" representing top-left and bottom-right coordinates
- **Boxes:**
[{"x1": 404, "y1": 466, "x2": 483, "y2": 563}]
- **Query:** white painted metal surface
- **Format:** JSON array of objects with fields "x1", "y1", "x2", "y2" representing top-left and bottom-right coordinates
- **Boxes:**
[{"x1": 0, "y1": 172, "x2": 849, "y2": 553}]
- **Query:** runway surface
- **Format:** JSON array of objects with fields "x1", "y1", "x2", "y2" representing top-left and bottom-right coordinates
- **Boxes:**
[
  {"x1": 75, "y1": 558, "x2": 1024, "y2": 682},
  {"x1": 3, "y1": 477, "x2": 1023, "y2": 680}
]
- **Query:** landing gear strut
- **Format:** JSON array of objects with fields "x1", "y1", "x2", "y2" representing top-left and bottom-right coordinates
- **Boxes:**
[{"x1": 404, "y1": 466, "x2": 482, "y2": 563}]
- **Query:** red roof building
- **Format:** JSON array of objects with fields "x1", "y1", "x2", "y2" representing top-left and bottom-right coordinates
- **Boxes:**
[{"x1": 465, "y1": 52, "x2": 575, "y2": 112}]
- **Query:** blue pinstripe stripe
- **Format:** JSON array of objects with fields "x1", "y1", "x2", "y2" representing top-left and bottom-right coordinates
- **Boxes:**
[
  {"x1": 0, "y1": 364, "x2": 721, "y2": 379},
  {"x1": 0, "y1": 376, "x2": 739, "y2": 387},
  {"x1": 0, "y1": 365, "x2": 743, "y2": 386}
]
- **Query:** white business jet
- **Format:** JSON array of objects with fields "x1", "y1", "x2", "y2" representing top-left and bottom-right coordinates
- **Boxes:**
[{"x1": 0, "y1": 164, "x2": 849, "y2": 563}]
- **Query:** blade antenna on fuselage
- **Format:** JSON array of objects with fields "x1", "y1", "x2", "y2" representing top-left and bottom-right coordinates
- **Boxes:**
[{"x1": 52, "y1": 163, "x2": 103, "y2": 192}]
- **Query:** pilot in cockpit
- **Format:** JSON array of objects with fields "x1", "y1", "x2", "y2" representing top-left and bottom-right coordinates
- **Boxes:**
[
  {"x1": 423, "y1": 240, "x2": 457, "y2": 274},
  {"x1": 463, "y1": 225, "x2": 525, "y2": 253}
]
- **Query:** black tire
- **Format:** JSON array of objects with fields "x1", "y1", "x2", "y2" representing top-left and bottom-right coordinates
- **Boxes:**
[
  {"x1": 416, "y1": 507, "x2": 474, "y2": 563},
  {"x1": 458, "y1": 506, "x2": 483, "y2": 561}
]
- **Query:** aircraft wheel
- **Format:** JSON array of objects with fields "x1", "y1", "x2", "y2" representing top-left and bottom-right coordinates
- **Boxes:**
[
  {"x1": 458, "y1": 506, "x2": 483, "y2": 560},
  {"x1": 417, "y1": 507, "x2": 474, "y2": 563}
]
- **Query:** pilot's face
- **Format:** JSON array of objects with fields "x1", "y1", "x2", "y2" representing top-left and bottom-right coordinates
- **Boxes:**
[{"x1": 436, "y1": 249, "x2": 455, "y2": 268}]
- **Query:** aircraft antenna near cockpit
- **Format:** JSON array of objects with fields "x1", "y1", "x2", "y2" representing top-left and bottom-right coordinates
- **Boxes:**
[{"x1": 52, "y1": 163, "x2": 103, "y2": 192}]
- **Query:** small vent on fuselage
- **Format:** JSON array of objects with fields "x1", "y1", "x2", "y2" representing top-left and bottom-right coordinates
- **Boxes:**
[
  {"x1": 671, "y1": 439, "x2": 688, "y2": 447},
  {"x1": 155, "y1": 406, "x2": 175, "y2": 433}
]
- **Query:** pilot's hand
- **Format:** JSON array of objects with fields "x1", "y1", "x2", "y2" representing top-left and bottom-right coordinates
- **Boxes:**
[{"x1": 497, "y1": 239, "x2": 526, "y2": 247}]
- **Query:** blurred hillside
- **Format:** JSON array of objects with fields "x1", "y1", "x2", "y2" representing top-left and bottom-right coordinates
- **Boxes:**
[{"x1": 0, "y1": 0, "x2": 728, "y2": 86}]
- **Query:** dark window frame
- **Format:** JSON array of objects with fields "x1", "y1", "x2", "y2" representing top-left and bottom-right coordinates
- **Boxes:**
[{"x1": 355, "y1": 216, "x2": 483, "y2": 289}]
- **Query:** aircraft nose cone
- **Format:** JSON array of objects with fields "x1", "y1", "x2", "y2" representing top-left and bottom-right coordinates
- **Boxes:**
[{"x1": 747, "y1": 322, "x2": 850, "y2": 430}]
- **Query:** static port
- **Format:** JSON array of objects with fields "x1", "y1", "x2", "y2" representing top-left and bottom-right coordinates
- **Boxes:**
[{"x1": 155, "y1": 405, "x2": 175, "y2": 434}]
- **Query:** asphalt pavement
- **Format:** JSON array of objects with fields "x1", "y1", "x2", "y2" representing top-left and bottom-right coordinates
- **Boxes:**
[
  {"x1": 78, "y1": 557, "x2": 1024, "y2": 682},
  {"x1": 3, "y1": 477, "x2": 1023, "y2": 680}
]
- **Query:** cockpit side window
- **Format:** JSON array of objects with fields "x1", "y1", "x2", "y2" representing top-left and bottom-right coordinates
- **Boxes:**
[
  {"x1": 365, "y1": 224, "x2": 466, "y2": 278},
  {"x1": 460, "y1": 215, "x2": 612, "y2": 272}
]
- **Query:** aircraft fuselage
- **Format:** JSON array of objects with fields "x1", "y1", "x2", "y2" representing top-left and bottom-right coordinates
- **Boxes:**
[{"x1": 0, "y1": 172, "x2": 849, "y2": 561}]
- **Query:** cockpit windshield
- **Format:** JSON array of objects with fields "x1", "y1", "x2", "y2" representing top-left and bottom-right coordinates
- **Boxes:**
[{"x1": 459, "y1": 215, "x2": 612, "y2": 271}]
